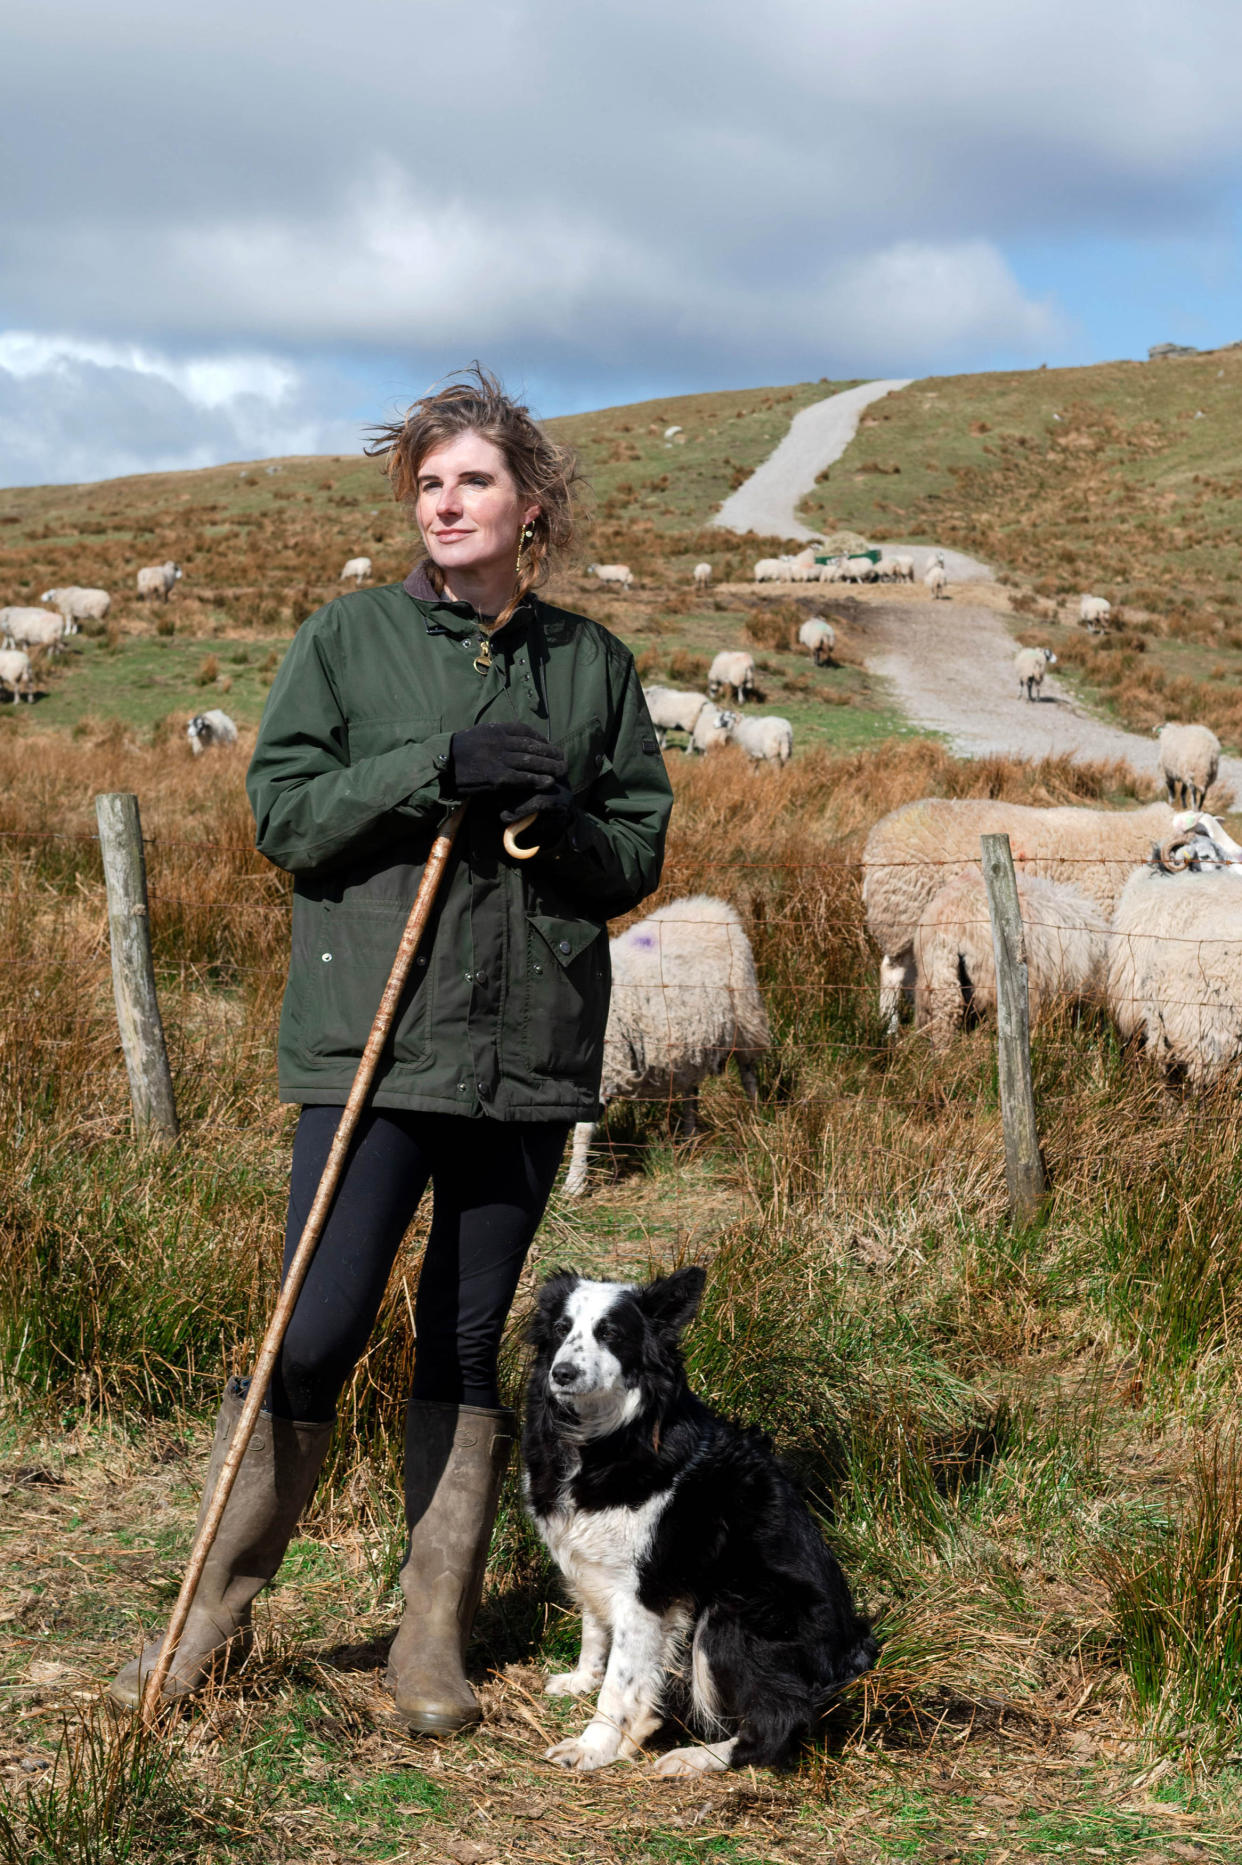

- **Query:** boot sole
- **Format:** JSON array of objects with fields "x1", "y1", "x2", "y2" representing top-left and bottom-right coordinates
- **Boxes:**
[{"x1": 393, "y1": 1704, "x2": 482, "y2": 1736}]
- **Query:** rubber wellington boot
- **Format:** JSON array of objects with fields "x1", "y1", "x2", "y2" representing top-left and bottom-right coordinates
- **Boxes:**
[
  {"x1": 386, "y1": 1401, "x2": 515, "y2": 1734},
  {"x1": 110, "y1": 1381, "x2": 332, "y2": 1708}
]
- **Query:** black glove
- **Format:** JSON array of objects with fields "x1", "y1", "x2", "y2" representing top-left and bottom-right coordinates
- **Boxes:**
[
  {"x1": 447, "y1": 721, "x2": 567, "y2": 796},
  {"x1": 500, "y1": 779, "x2": 576, "y2": 850}
]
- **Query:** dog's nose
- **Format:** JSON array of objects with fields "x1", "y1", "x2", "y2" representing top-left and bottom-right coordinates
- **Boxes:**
[{"x1": 551, "y1": 1361, "x2": 580, "y2": 1388}]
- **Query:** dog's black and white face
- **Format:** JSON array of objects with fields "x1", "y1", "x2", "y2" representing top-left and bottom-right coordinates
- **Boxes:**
[{"x1": 530, "y1": 1268, "x2": 705, "y2": 1442}]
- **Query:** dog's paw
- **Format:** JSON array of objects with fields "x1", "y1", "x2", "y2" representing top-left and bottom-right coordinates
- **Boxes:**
[
  {"x1": 544, "y1": 1733, "x2": 618, "y2": 1771},
  {"x1": 545, "y1": 1669, "x2": 602, "y2": 1698},
  {"x1": 647, "y1": 1744, "x2": 733, "y2": 1778}
]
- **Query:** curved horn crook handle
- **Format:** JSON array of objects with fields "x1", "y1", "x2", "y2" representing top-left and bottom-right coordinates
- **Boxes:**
[{"x1": 503, "y1": 812, "x2": 541, "y2": 861}]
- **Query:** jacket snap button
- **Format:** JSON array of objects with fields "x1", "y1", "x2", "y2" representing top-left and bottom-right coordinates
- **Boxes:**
[
  {"x1": 477, "y1": 1080, "x2": 490, "y2": 1097},
  {"x1": 321, "y1": 952, "x2": 332, "y2": 963},
  {"x1": 558, "y1": 940, "x2": 571, "y2": 955},
  {"x1": 533, "y1": 962, "x2": 543, "y2": 975}
]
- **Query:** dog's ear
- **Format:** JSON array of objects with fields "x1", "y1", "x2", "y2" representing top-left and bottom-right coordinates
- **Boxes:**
[
  {"x1": 640, "y1": 1265, "x2": 706, "y2": 1337},
  {"x1": 527, "y1": 1272, "x2": 578, "y2": 1346}
]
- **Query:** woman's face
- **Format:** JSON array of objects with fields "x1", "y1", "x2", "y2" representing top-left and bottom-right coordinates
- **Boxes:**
[{"x1": 415, "y1": 432, "x2": 540, "y2": 588}]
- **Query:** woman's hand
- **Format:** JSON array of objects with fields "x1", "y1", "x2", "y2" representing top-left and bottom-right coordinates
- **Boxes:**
[
  {"x1": 448, "y1": 722, "x2": 568, "y2": 797},
  {"x1": 500, "y1": 779, "x2": 575, "y2": 849}
]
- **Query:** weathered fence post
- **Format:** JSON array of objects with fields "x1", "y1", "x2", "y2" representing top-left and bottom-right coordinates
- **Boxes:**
[
  {"x1": 980, "y1": 832, "x2": 1047, "y2": 1223},
  {"x1": 96, "y1": 792, "x2": 179, "y2": 1147}
]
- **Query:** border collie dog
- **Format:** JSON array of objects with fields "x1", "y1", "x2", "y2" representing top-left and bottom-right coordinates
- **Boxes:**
[{"x1": 523, "y1": 1267, "x2": 877, "y2": 1776}]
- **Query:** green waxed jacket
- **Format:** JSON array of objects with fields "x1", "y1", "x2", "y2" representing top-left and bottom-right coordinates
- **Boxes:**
[{"x1": 246, "y1": 580, "x2": 672, "y2": 1121}]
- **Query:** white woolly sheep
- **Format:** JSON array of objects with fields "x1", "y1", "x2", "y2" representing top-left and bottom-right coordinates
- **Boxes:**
[
  {"x1": 40, "y1": 586, "x2": 108, "y2": 630},
  {"x1": 726, "y1": 713, "x2": 793, "y2": 767},
  {"x1": 893, "y1": 554, "x2": 915, "y2": 583},
  {"x1": 587, "y1": 563, "x2": 634, "y2": 588},
  {"x1": 340, "y1": 556, "x2": 372, "y2": 586},
  {"x1": 798, "y1": 617, "x2": 836, "y2": 665},
  {"x1": 707, "y1": 650, "x2": 757, "y2": 703},
  {"x1": 186, "y1": 709, "x2": 239, "y2": 755},
  {"x1": 0, "y1": 650, "x2": 34, "y2": 703},
  {"x1": 1155, "y1": 722, "x2": 1220, "y2": 810},
  {"x1": 0, "y1": 607, "x2": 66, "y2": 654},
  {"x1": 689, "y1": 706, "x2": 736, "y2": 754},
  {"x1": 924, "y1": 562, "x2": 948, "y2": 599},
  {"x1": 1079, "y1": 595, "x2": 1111, "y2": 629},
  {"x1": 643, "y1": 684, "x2": 708, "y2": 749},
  {"x1": 1108, "y1": 860, "x2": 1242, "y2": 1086},
  {"x1": 692, "y1": 562, "x2": 712, "y2": 588},
  {"x1": 914, "y1": 871, "x2": 1108, "y2": 1051},
  {"x1": 1015, "y1": 646, "x2": 1057, "y2": 701},
  {"x1": 137, "y1": 562, "x2": 182, "y2": 601},
  {"x1": 562, "y1": 896, "x2": 771, "y2": 1195},
  {"x1": 664, "y1": 425, "x2": 682, "y2": 440},
  {"x1": 863, "y1": 797, "x2": 1176, "y2": 1029}
]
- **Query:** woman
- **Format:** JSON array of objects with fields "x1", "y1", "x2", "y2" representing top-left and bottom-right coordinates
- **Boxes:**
[{"x1": 111, "y1": 368, "x2": 673, "y2": 1731}]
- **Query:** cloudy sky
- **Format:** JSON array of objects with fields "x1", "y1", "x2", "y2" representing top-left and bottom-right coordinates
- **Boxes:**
[{"x1": 2, "y1": 0, "x2": 1240, "y2": 487}]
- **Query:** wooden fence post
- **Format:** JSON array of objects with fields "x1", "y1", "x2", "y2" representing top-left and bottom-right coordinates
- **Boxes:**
[
  {"x1": 980, "y1": 832, "x2": 1047, "y2": 1224},
  {"x1": 96, "y1": 792, "x2": 179, "y2": 1147}
]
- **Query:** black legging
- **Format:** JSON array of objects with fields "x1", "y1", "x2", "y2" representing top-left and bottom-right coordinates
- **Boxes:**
[{"x1": 267, "y1": 1107, "x2": 568, "y2": 1422}]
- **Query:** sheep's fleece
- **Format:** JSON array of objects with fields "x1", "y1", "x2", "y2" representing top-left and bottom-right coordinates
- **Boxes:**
[{"x1": 1108, "y1": 865, "x2": 1242, "y2": 1086}]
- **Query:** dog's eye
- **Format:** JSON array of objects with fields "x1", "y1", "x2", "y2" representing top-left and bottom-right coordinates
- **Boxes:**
[
  {"x1": 594, "y1": 1322, "x2": 616, "y2": 1346},
  {"x1": 553, "y1": 1317, "x2": 572, "y2": 1341}
]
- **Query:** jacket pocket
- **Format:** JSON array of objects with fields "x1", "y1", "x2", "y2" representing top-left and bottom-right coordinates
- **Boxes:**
[
  {"x1": 287, "y1": 902, "x2": 434, "y2": 1069},
  {"x1": 523, "y1": 912, "x2": 610, "y2": 1079},
  {"x1": 558, "y1": 714, "x2": 606, "y2": 796}
]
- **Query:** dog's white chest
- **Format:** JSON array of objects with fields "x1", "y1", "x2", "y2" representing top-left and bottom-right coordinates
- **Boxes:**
[{"x1": 539, "y1": 1491, "x2": 671, "y2": 1623}]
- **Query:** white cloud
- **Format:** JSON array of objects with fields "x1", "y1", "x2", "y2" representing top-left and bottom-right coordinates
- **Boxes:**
[{"x1": 0, "y1": 333, "x2": 358, "y2": 487}]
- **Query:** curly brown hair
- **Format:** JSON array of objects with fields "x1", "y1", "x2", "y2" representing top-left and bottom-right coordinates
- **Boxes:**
[{"x1": 366, "y1": 364, "x2": 582, "y2": 623}]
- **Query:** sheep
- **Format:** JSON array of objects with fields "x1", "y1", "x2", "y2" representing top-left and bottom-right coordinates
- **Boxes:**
[
  {"x1": 0, "y1": 650, "x2": 34, "y2": 703},
  {"x1": 664, "y1": 425, "x2": 682, "y2": 440},
  {"x1": 186, "y1": 709, "x2": 239, "y2": 755},
  {"x1": 643, "y1": 684, "x2": 708, "y2": 749},
  {"x1": 692, "y1": 562, "x2": 712, "y2": 588},
  {"x1": 893, "y1": 554, "x2": 916, "y2": 583},
  {"x1": 562, "y1": 896, "x2": 771, "y2": 1195},
  {"x1": 137, "y1": 561, "x2": 182, "y2": 601},
  {"x1": 689, "y1": 706, "x2": 736, "y2": 754},
  {"x1": 586, "y1": 563, "x2": 634, "y2": 589},
  {"x1": 1079, "y1": 594, "x2": 1111, "y2": 629},
  {"x1": 924, "y1": 561, "x2": 948, "y2": 599},
  {"x1": 798, "y1": 617, "x2": 836, "y2": 665},
  {"x1": 914, "y1": 871, "x2": 1108, "y2": 1051},
  {"x1": 726, "y1": 713, "x2": 793, "y2": 768},
  {"x1": 753, "y1": 557, "x2": 792, "y2": 583},
  {"x1": 340, "y1": 556, "x2": 372, "y2": 586},
  {"x1": 0, "y1": 607, "x2": 66, "y2": 654},
  {"x1": 862, "y1": 797, "x2": 1176, "y2": 1030},
  {"x1": 707, "y1": 650, "x2": 757, "y2": 704},
  {"x1": 1015, "y1": 646, "x2": 1057, "y2": 701},
  {"x1": 40, "y1": 586, "x2": 108, "y2": 630},
  {"x1": 874, "y1": 557, "x2": 903, "y2": 582},
  {"x1": 1108, "y1": 860, "x2": 1242, "y2": 1087},
  {"x1": 1155, "y1": 722, "x2": 1220, "y2": 810}
]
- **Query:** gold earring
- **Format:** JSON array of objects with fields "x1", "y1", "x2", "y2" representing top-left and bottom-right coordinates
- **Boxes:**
[{"x1": 516, "y1": 521, "x2": 535, "y2": 575}]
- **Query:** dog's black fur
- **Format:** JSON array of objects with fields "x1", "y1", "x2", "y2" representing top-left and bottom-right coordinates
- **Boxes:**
[{"x1": 524, "y1": 1266, "x2": 878, "y2": 1769}]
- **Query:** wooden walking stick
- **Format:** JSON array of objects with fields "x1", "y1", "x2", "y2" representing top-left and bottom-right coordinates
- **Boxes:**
[{"x1": 140, "y1": 803, "x2": 468, "y2": 1720}]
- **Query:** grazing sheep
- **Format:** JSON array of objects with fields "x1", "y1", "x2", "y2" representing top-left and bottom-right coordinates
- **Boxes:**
[
  {"x1": 587, "y1": 563, "x2": 634, "y2": 589},
  {"x1": 689, "y1": 706, "x2": 736, "y2": 754},
  {"x1": 340, "y1": 556, "x2": 372, "y2": 586},
  {"x1": 1079, "y1": 595, "x2": 1111, "y2": 629},
  {"x1": 707, "y1": 650, "x2": 757, "y2": 703},
  {"x1": 664, "y1": 425, "x2": 682, "y2": 440},
  {"x1": 863, "y1": 797, "x2": 1176, "y2": 1029},
  {"x1": 643, "y1": 684, "x2": 708, "y2": 750},
  {"x1": 924, "y1": 561, "x2": 948, "y2": 599},
  {"x1": 798, "y1": 617, "x2": 836, "y2": 665},
  {"x1": 137, "y1": 561, "x2": 182, "y2": 601},
  {"x1": 0, "y1": 607, "x2": 66, "y2": 654},
  {"x1": 914, "y1": 871, "x2": 1108, "y2": 1050},
  {"x1": 186, "y1": 709, "x2": 239, "y2": 755},
  {"x1": 40, "y1": 586, "x2": 108, "y2": 630},
  {"x1": 873, "y1": 557, "x2": 903, "y2": 582},
  {"x1": 893, "y1": 554, "x2": 916, "y2": 583},
  {"x1": 562, "y1": 897, "x2": 771, "y2": 1195},
  {"x1": 1155, "y1": 722, "x2": 1220, "y2": 810},
  {"x1": 1015, "y1": 646, "x2": 1057, "y2": 701},
  {"x1": 726, "y1": 713, "x2": 793, "y2": 768},
  {"x1": 692, "y1": 562, "x2": 712, "y2": 588},
  {"x1": 1108, "y1": 860, "x2": 1242, "y2": 1086},
  {"x1": 0, "y1": 650, "x2": 34, "y2": 703},
  {"x1": 753, "y1": 557, "x2": 789, "y2": 583}
]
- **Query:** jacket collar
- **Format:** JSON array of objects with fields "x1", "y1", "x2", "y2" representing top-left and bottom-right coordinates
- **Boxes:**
[{"x1": 402, "y1": 559, "x2": 536, "y2": 648}]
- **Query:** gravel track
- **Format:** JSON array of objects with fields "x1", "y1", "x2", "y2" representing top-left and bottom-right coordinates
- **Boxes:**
[{"x1": 860, "y1": 593, "x2": 1242, "y2": 798}]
